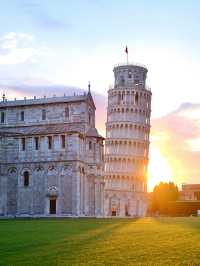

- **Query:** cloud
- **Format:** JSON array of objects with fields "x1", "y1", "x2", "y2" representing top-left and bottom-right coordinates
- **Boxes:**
[
  {"x1": 151, "y1": 103, "x2": 200, "y2": 186},
  {"x1": 0, "y1": 32, "x2": 34, "y2": 50},
  {"x1": 0, "y1": 32, "x2": 50, "y2": 65},
  {"x1": 20, "y1": 1, "x2": 68, "y2": 31}
]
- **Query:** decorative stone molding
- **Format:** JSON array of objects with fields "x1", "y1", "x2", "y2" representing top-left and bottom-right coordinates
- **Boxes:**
[{"x1": 46, "y1": 186, "x2": 59, "y2": 197}]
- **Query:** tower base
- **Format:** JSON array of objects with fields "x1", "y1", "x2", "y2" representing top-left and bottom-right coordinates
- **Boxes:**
[{"x1": 104, "y1": 190, "x2": 148, "y2": 217}]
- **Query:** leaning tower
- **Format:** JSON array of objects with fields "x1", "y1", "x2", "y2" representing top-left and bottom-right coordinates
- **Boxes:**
[{"x1": 104, "y1": 62, "x2": 152, "y2": 217}]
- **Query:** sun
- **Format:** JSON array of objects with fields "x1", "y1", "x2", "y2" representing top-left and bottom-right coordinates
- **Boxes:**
[{"x1": 147, "y1": 146, "x2": 172, "y2": 191}]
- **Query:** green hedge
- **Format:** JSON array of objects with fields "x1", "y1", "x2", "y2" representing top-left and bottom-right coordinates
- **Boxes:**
[{"x1": 167, "y1": 201, "x2": 200, "y2": 216}]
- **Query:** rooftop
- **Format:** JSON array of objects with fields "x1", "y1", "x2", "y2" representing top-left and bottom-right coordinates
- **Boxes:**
[
  {"x1": 182, "y1": 184, "x2": 200, "y2": 190},
  {"x1": 114, "y1": 62, "x2": 148, "y2": 70},
  {"x1": 0, "y1": 93, "x2": 90, "y2": 108},
  {"x1": 86, "y1": 127, "x2": 104, "y2": 139}
]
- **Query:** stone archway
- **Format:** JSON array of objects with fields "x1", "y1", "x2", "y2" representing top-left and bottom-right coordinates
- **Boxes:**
[
  {"x1": 7, "y1": 167, "x2": 18, "y2": 215},
  {"x1": 110, "y1": 196, "x2": 120, "y2": 216},
  {"x1": 46, "y1": 186, "x2": 58, "y2": 215}
]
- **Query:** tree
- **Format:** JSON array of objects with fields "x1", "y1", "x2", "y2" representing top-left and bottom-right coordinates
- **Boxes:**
[{"x1": 149, "y1": 182, "x2": 179, "y2": 215}]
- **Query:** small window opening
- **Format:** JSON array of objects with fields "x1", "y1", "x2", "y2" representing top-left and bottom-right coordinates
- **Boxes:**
[
  {"x1": 21, "y1": 138, "x2": 26, "y2": 151},
  {"x1": 35, "y1": 137, "x2": 39, "y2": 150},
  {"x1": 89, "y1": 141, "x2": 92, "y2": 150},
  {"x1": 120, "y1": 75, "x2": 125, "y2": 85},
  {"x1": 1, "y1": 112, "x2": 5, "y2": 123},
  {"x1": 24, "y1": 171, "x2": 29, "y2": 187},
  {"x1": 65, "y1": 107, "x2": 69, "y2": 118},
  {"x1": 61, "y1": 135, "x2": 65, "y2": 148},
  {"x1": 48, "y1": 136, "x2": 52, "y2": 149},
  {"x1": 20, "y1": 111, "x2": 24, "y2": 121},
  {"x1": 118, "y1": 94, "x2": 121, "y2": 104},
  {"x1": 42, "y1": 109, "x2": 46, "y2": 120},
  {"x1": 135, "y1": 93, "x2": 139, "y2": 104},
  {"x1": 125, "y1": 205, "x2": 129, "y2": 216}
]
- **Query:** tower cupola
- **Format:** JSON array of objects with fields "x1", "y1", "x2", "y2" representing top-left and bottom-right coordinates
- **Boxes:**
[{"x1": 113, "y1": 63, "x2": 148, "y2": 88}]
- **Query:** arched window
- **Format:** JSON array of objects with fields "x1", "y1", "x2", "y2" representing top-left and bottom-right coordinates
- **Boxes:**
[{"x1": 23, "y1": 171, "x2": 29, "y2": 187}]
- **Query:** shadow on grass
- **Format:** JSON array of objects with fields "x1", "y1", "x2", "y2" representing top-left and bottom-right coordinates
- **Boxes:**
[
  {"x1": 59, "y1": 218, "x2": 142, "y2": 265},
  {"x1": 2, "y1": 218, "x2": 200, "y2": 265},
  {"x1": 0, "y1": 218, "x2": 140, "y2": 265}
]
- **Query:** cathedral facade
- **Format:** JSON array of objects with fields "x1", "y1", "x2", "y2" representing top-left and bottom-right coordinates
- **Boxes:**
[
  {"x1": 104, "y1": 63, "x2": 152, "y2": 217},
  {"x1": 0, "y1": 90, "x2": 104, "y2": 217}
]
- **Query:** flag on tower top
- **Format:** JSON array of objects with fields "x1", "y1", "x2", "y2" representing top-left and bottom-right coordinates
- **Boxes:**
[{"x1": 125, "y1": 46, "x2": 128, "y2": 54}]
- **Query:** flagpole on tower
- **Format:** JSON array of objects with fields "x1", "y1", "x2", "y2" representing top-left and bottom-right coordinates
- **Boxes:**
[{"x1": 125, "y1": 46, "x2": 128, "y2": 65}]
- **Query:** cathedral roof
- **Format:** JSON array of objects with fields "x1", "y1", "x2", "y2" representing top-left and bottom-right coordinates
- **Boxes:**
[
  {"x1": 0, "y1": 124, "x2": 104, "y2": 139},
  {"x1": 0, "y1": 94, "x2": 91, "y2": 108},
  {"x1": 86, "y1": 127, "x2": 104, "y2": 139},
  {"x1": 0, "y1": 123, "x2": 85, "y2": 136}
]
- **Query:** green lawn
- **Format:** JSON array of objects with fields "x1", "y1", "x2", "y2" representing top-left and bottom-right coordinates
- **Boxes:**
[{"x1": 0, "y1": 217, "x2": 200, "y2": 265}]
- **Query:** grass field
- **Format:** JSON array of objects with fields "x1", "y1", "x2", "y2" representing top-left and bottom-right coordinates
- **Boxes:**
[{"x1": 1, "y1": 217, "x2": 200, "y2": 265}]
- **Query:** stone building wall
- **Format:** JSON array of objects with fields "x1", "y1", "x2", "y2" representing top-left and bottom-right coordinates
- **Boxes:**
[
  {"x1": 2, "y1": 98, "x2": 94, "y2": 127},
  {"x1": 0, "y1": 92, "x2": 104, "y2": 217}
]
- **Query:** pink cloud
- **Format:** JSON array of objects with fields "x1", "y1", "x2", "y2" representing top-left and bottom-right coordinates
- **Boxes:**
[{"x1": 151, "y1": 103, "x2": 200, "y2": 186}]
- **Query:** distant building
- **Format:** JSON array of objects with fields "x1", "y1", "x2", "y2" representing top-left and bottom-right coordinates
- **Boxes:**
[
  {"x1": 104, "y1": 63, "x2": 152, "y2": 217},
  {"x1": 0, "y1": 89, "x2": 104, "y2": 217},
  {"x1": 166, "y1": 184, "x2": 200, "y2": 216},
  {"x1": 180, "y1": 184, "x2": 200, "y2": 201}
]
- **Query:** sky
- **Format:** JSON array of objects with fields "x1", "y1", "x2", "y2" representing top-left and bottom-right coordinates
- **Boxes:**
[{"x1": 1, "y1": 0, "x2": 200, "y2": 190}]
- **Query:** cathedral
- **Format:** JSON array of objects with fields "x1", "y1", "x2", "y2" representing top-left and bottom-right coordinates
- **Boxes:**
[
  {"x1": 0, "y1": 87, "x2": 104, "y2": 217},
  {"x1": 0, "y1": 61, "x2": 151, "y2": 218}
]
